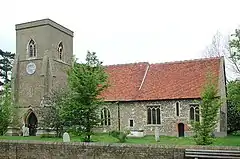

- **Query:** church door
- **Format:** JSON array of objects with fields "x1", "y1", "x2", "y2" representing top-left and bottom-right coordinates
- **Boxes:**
[
  {"x1": 178, "y1": 123, "x2": 184, "y2": 137},
  {"x1": 27, "y1": 112, "x2": 38, "y2": 136}
]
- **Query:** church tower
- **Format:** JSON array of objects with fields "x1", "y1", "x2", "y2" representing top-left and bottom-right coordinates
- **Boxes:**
[{"x1": 8, "y1": 19, "x2": 73, "y2": 136}]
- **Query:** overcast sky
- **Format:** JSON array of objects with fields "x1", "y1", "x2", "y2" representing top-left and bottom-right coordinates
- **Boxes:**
[{"x1": 0, "y1": 0, "x2": 240, "y2": 66}]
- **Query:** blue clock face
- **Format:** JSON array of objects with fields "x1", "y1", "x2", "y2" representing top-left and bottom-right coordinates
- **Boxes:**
[{"x1": 26, "y1": 62, "x2": 36, "y2": 75}]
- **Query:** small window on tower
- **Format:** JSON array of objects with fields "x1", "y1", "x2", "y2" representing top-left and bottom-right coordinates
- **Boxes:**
[{"x1": 58, "y1": 42, "x2": 63, "y2": 60}]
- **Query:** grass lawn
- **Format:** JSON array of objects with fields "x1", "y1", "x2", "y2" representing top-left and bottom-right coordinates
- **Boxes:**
[{"x1": 0, "y1": 134, "x2": 240, "y2": 146}]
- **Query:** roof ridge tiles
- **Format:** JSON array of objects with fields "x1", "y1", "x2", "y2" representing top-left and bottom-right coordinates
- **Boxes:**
[
  {"x1": 104, "y1": 62, "x2": 149, "y2": 67},
  {"x1": 149, "y1": 56, "x2": 222, "y2": 65},
  {"x1": 104, "y1": 57, "x2": 222, "y2": 67}
]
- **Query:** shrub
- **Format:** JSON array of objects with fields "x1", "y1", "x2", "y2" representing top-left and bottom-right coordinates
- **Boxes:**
[
  {"x1": 109, "y1": 130, "x2": 129, "y2": 143},
  {"x1": 231, "y1": 130, "x2": 240, "y2": 136}
]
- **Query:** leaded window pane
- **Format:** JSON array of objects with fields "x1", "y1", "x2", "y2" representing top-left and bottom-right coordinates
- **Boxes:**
[
  {"x1": 190, "y1": 107, "x2": 194, "y2": 120},
  {"x1": 157, "y1": 108, "x2": 161, "y2": 124},
  {"x1": 147, "y1": 108, "x2": 151, "y2": 124},
  {"x1": 101, "y1": 108, "x2": 111, "y2": 126},
  {"x1": 195, "y1": 107, "x2": 200, "y2": 122},
  {"x1": 152, "y1": 108, "x2": 156, "y2": 124},
  {"x1": 101, "y1": 111, "x2": 104, "y2": 125},
  {"x1": 108, "y1": 110, "x2": 111, "y2": 125}
]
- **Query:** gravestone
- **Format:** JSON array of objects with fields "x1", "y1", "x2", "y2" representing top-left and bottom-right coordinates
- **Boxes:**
[
  {"x1": 155, "y1": 127, "x2": 160, "y2": 142},
  {"x1": 22, "y1": 125, "x2": 29, "y2": 137},
  {"x1": 63, "y1": 132, "x2": 70, "y2": 142}
]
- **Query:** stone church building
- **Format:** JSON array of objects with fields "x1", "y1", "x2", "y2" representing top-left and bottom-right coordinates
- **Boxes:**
[{"x1": 8, "y1": 19, "x2": 227, "y2": 137}]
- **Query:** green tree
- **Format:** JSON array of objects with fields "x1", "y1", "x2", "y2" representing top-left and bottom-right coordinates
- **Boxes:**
[
  {"x1": 0, "y1": 49, "x2": 15, "y2": 86},
  {"x1": 192, "y1": 74, "x2": 222, "y2": 145},
  {"x1": 229, "y1": 29, "x2": 240, "y2": 76},
  {"x1": 227, "y1": 80, "x2": 240, "y2": 133},
  {"x1": 60, "y1": 51, "x2": 108, "y2": 142},
  {"x1": 41, "y1": 89, "x2": 67, "y2": 137},
  {"x1": 0, "y1": 84, "x2": 13, "y2": 135}
]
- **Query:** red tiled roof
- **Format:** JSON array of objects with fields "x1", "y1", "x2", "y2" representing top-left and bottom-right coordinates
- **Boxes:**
[
  {"x1": 101, "y1": 57, "x2": 221, "y2": 101},
  {"x1": 100, "y1": 62, "x2": 149, "y2": 101}
]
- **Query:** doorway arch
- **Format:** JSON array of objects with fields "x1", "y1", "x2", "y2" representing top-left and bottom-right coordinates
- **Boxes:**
[
  {"x1": 178, "y1": 123, "x2": 184, "y2": 137},
  {"x1": 25, "y1": 111, "x2": 38, "y2": 136}
]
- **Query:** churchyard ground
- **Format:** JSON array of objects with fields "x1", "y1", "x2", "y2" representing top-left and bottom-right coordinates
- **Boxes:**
[{"x1": 0, "y1": 133, "x2": 240, "y2": 146}]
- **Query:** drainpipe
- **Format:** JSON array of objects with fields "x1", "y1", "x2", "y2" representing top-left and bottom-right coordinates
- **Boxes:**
[{"x1": 117, "y1": 101, "x2": 120, "y2": 131}]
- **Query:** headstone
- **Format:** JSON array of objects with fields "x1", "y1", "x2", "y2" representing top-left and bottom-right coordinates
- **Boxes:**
[
  {"x1": 63, "y1": 132, "x2": 70, "y2": 142},
  {"x1": 22, "y1": 125, "x2": 29, "y2": 137},
  {"x1": 103, "y1": 128, "x2": 107, "y2": 133},
  {"x1": 155, "y1": 127, "x2": 160, "y2": 142}
]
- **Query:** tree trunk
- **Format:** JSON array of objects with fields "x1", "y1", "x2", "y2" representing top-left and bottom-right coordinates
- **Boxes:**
[
  {"x1": 86, "y1": 110, "x2": 91, "y2": 142},
  {"x1": 87, "y1": 135, "x2": 90, "y2": 142}
]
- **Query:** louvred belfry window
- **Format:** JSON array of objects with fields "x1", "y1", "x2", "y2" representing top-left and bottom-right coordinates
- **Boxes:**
[{"x1": 28, "y1": 39, "x2": 36, "y2": 58}]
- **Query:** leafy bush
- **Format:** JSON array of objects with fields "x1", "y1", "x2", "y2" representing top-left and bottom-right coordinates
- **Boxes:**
[
  {"x1": 109, "y1": 130, "x2": 129, "y2": 143},
  {"x1": 231, "y1": 130, "x2": 240, "y2": 136},
  {"x1": 0, "y1": 84, "x2": 13, "y2": 135},
  {"x1": 227, "y1": 81, "x2": 240, "y2": 134}
]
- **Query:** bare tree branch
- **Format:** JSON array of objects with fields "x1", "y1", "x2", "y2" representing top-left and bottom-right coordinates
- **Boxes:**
[
  {"x1": 203, "y1": 31, "x2": 240, "y2": 81},
  {"x1": 203, "y1": 31, "x2": 226, "y2": 58}
]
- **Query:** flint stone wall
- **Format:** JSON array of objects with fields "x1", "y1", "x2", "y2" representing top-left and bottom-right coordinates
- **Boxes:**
[
  {"x1": 99, "y1": 99, "x2": 200, "y2": 136},
  {"x1": 0, "y1": 140, "x2": 239, "y2": 159}
]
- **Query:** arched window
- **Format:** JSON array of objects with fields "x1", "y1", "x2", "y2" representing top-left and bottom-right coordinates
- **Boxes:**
[
  {"x1": 147, "y1": 107, "x2": 151, "y2": 124},
  {"x1": 101, "y1": 108, "x2": 111, "y2": 126},
  {"x1": 58, "y1": 42, "x2": 63, "y2": 60},
  {"x1": 195, "y1": 107, "x2": 200, "y2": 122},
  {"x1": 147, "y1": 106, "x2": 161, "y2": 125},
  {"x1": 190, "y1": 107, "x2": 195, "y2": 120},
  {"x1": 190, "y1": 104, "x2": 200, "y2": 122},
  {"x1": 156, "y1": 107, "x2": 161, "y2": 124},
  {"x1": 28, "y1": 39, "x2": 36, "y2": 58}
]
